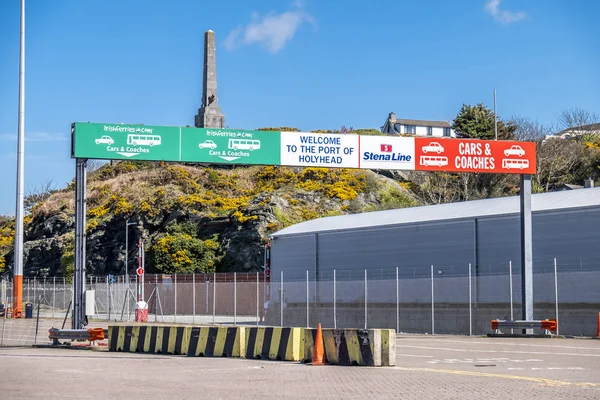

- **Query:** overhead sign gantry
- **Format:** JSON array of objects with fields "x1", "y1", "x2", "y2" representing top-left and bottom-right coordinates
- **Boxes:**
[{"x1": 69, "y1": 122, "x2": 537, "y2": 329}]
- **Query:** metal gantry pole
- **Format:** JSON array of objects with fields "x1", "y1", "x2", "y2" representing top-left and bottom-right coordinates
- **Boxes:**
[
  {"x1": 396, "y1": 266, "x2": 399, "y2": 334},
  {"x1": 73, "y1": 159, "x2": 87, "y2": 329},
  {"x1": 12, "y1": 0, "x2": 26, "y2": 319},
  {"x1": 520, "y1": 175, "x2": 534, "y2": 328},
  {"x1": 306, "y1": 270, "x2": 309, "y2": 328},
  {"x1": 554, "y1": 257, "x2": 559, "y2": 335},
  {"x1": 333, "y1": 269, "x2": 337, "y2": 329},
  {"x1": 431, "y1": 265, "x2": 435, "y2": 335},
  {"x1": 468, "y1": 263, "x2": 472, "y2": 336}
]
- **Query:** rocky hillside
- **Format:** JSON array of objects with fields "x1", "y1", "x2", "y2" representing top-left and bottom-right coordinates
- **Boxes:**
[{"x1": 0, "y1": 161, "x2": 418, "y2": 278}]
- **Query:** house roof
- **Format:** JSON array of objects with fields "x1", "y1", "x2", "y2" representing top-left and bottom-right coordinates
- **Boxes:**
[
  {"x1": 271, "y1": 187, "x2": 600, "y2": 238},
  {"x1": 556, "y1": 123, "x2": 600, "y2": 136},
  {"x1": 394, "y1": 119, "x2": 451, "y2": 128},
  {"x1": 555, "y1": 184, "x2": 584, "y2": 190}
]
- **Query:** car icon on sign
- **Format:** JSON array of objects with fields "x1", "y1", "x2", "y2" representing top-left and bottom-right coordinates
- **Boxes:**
[
  {"x1": 95, "y1": 135, "x2": 114, "y2": 145},
  {"x1": 421, "y1": 142, "x2": 444, "y2": 154},
  {"x1": 199, "y1": 140, "x2": 217, "y2": 150},
  {"x1": 504, "y1": 145, "x2": 525, "y2": 157}
]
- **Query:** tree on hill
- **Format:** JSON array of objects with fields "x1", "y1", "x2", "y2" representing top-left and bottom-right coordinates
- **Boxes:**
[{"x1": 452, "y1": 103, "x2": 516, "y2": 140}]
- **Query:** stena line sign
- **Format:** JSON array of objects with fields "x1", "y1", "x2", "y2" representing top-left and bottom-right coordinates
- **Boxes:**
[{"x1": 72, "y1": 122, "x2": 536, "y2": 174}]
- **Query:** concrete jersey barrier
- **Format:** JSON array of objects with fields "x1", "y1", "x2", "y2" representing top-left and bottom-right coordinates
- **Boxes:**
[
  {"x1": 303, "y1": 328, "x2": 395, "y2": 366},
  {"x1": 108, "y1": 325, "x2": 396, "y2": 366},
  {"x1": 244, "y1": 327, "x2": 303, "y2": 361}
]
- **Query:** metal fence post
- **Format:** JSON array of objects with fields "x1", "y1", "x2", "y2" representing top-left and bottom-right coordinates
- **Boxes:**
[
  {"x1": 554, "y1": 257, "x2": 559, "y2": 335},
  {"x1": 364, "y1": 269, "x2": 368, "y2": 330},
  {"x1": 468, "y1": 263, "x2": 472, "y2": 336},
  {"x1": 280, "y1": 271, "x2": 284, "y2": 327},
  {"x1": 174, "y1": 273, "x2": 177, "y2": 323},
  {"x1": 108, "y1": 276, "x2": 112, "y2": 321},
  {"x1": 333, "y1": 269, "x2": 337, "y2": 329},
  {"x1": 33, "y1": 277, "x2": 36, "y2": 307},
  {"x1": 509, "y1": 261, "x2": 514, "y2": 322},
  {"x1": 212, "y1": 272, "x2": 216, "y2": 324},
  {"x1": 431, "y1": 265, "x2": 435, "y2": 335},
  {"x1": 52, "y1": 276, "x2": 56, "y2": 319},
  {"x1": 234, "y1": 272, "x2": 237, "y2": 325},
  {"x1": 306, "y1": 270, "x2": 309, "y2": 328},
  {"x1": 256, "y1": 271, "x2": 260, "y2": 326},
  {"x1": 205, "y1": 276, "x2": 209, "y2": 314},
  {"x1": 192, "y1": 273, "x2": 196, "y2": 324},
  {"x1": 396, "y1": 266, "x2": 400, "y2": 334}
]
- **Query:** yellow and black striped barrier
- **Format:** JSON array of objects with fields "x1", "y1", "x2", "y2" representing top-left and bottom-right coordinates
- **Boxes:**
[
  {"x1": 108, "y1": 325, "x2": 395, "y2": 367},
  {"x1": 303, "y1": 328, "x2": 395, "y2": 366},
  {"x1": 186, "y1": 326, "x2": 245, "y2": 357},
  {"x1": 108, "y1": 326, "x2": 191, "y2": 355},
  {"x1": 244, "y1": 327, "x2": 303, "y2": 361}
]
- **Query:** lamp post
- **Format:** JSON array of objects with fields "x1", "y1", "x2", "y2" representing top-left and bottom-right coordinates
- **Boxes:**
[{"x1": 12, "y1": 0, "x2": 26, "y2": 319}]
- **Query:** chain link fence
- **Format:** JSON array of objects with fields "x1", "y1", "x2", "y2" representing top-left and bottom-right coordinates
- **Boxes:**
[{"x1": 1, "y1": 256, "x2": 599, "y2": 346}]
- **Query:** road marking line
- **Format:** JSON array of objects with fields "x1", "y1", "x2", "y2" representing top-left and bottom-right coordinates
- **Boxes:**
[
  {"x1": 396, "y1": 354, "x2": 434, "y2": 358},
  {"x1": 391, "y1": 367, "x2": 599, "y2": 387},
  {"x1": 396, "y1": 338, "x2": 600, "y2": 352},
  {"x1": 396, "y1": 344, "x2": 600, "y2": 357}
]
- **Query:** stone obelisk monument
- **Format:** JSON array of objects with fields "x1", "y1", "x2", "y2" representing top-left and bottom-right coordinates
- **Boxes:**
[{"x1": 195, "y1": 30, "x2": 225, "y2": 128}]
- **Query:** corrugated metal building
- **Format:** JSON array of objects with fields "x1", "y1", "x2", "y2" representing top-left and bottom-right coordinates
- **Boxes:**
[{"x1": 270, "y1": 187, "x2": 600, "y2": 279}]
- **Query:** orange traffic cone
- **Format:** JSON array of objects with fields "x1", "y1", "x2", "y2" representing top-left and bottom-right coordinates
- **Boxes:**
[{"x1": 312, "y1": 323, "x2": 325, "y2": 366}]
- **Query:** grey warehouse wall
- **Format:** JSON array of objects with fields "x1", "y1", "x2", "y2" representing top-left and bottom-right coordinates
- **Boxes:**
[{"x1": 272, "y1": 206, "x2": 600, "y2": 280}]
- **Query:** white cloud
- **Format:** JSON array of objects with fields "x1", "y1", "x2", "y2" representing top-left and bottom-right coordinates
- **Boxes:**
[
  {"x1": 484, "y1": 0, "x2": 527, "y2": 24},
  {"x1": 225, "y1": 4, "x2": 315, "y2": 53},
  {"x1": 0, "y1": 132, "x2": 69, "y2": 142}
]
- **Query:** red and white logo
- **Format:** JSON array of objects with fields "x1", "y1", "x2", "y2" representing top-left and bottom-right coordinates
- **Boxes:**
[{"x1": 380, "y1": 144, "x2": 393, "y2": 152}]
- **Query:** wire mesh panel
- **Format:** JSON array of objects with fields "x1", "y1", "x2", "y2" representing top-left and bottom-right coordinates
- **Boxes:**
[
  {"x1": 366, "y1": 268, "x2": 396, "y2": 330},
  {"x1": 431, "y1": 264, "x2": 471, "y2": 335}
]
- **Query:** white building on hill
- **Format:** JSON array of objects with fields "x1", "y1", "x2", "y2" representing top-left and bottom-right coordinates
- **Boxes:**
[{"x1": 381, "y1": 112, "x2": 456, "y2": 138}]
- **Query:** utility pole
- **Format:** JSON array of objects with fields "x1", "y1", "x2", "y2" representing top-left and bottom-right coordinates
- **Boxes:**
[
  {"x1": 13, "y1": 0, "x2": 26, "y2": 318},
  {"x1": 494, "y1": 89, "x2": 498, "y2": 140}
]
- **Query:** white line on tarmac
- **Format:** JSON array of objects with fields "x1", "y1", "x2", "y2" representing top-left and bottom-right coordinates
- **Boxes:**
[
  {"x1": 396, "y1": 344, "x2": 600, "y2": 357},
  {"x1": 396, "y1": 338, "x2": 600, "y2": 352},
  {"x1": 395, "y1": 353, "x2": 434, "y2": 358},
  {"x1": 391, "y1": 366, "x2": 599, "y2": 388}
]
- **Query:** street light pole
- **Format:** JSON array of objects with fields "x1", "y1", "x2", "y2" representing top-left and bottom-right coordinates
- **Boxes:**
[
  {"x1": 12, "y1": 0, "x2": 26, "y2": 318},
  {"x1": 494, "y1": 89, "x2": 498, "y2": 140}
]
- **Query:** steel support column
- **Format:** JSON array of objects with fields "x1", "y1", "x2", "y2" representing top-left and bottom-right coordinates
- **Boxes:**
[
  {"x1": 73, "y1": 158, "x2": 87, "y2": 329},
  {"x1": 520, "y1": 174, "x2": 533, "y2": 323}
]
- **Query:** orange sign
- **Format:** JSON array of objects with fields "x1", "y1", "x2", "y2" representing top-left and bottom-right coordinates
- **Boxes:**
[{"x1": 415, "y1": 138, "x2": 536, "y2": 174}]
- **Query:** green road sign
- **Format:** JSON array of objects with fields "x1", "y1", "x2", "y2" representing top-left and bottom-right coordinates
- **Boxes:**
[
  {"x1": 180, "y1": 128, "x2": 280, "y2": 164},
  {"x1": 72, "y1": 122, "x2": 180, "y2": 161}
]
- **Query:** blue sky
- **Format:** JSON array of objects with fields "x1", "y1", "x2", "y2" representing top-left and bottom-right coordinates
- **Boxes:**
[{"x1": 0, "y1": 0, "x2": 598, "y2": 215}]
